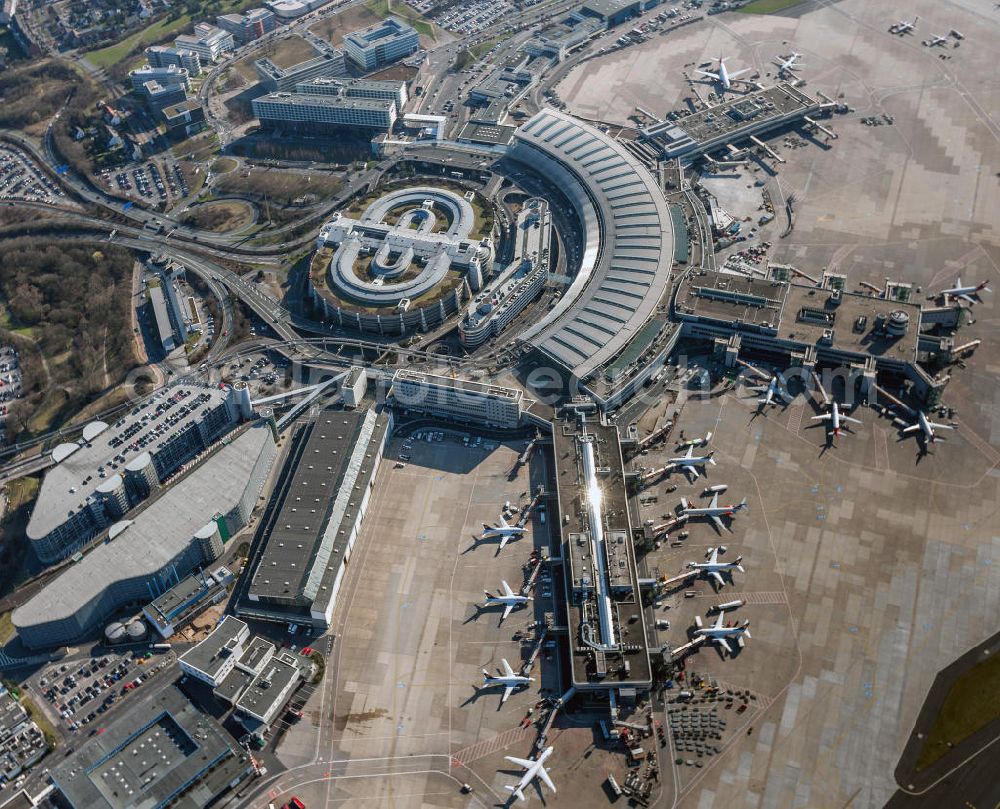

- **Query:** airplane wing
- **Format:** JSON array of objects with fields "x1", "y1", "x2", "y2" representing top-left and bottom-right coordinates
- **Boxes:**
[
  {"x1": 713, "y1": 612, "x2": 726, "y2": 629},
  {"x1": 728, "y1": 68, "x2": 751, "y2": 79},
  {"x1": 501, "y1": 658, "x2": 516, "y2": 678},
  {"x1": 501, "y1": 580, "x2": 514, "y2": 597},
  {"x1": 709, "y1": 570, "x2": 725, "y2": 588},
  {"x1": 684, "y1": 465, "x2": 698, "y2": 483},
  {"x1": 501, "y1": 603, "x2": 514, "y2": 623},
  {"x1": 694, "y1": 69, "x2": 720, "y2": 79},
  {"x1": 842, "y1": 415, "x2": 863, "y2": 425},
  {"x1": 506, "y1": 755, "x2": 534, "y2": 769},
  {"x1": 708, "y1": 547, "x2": 719, "y2": 563},
  {"x1": 538, "y1": 767, "x2": 556, "y2": 793},
  {"x1": 498, "y1": 534, "x2": 510, "y2": 551},
  {"x1": 901, "y1": 424, "x2": 921, "y2": 434},
  {"x1": 501, "y1": 685, "x2": 514, "y2": 704},
  {"x1": 709, "y1": 492, "x2": 719, "y2": 509},
  {"x1": 959, "y1": 293, "x2": 977, "y2": 304},
  {"x1": 711, "y1": 514, "x2": 725, "y2": 533},
  {"x1": 685, "y1": 445, "x2": 695, "y2": 459},
  {"x1": 926, "y1": 421, "x2": 954, "y2": 431},
  {"x1": 499, "y1": 515, "x2": 510, "y2": 528},
  {"x1": 810, "y1": 414, "x2": 831, "y2": 421}
]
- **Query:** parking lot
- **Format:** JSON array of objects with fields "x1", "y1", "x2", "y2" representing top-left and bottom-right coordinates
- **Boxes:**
[
  {"x1": 102, "y1": 159, "x2": 189, "y2": 205},
  {"x1": 0, "y1": 345, "x2": 24, "y2": 440},
  {"x1": 34, "y1": 648, "x2": 175, "y2": 737},
  {"x1": 0, "y1": 144, "x2": 64, "y2": 204}
]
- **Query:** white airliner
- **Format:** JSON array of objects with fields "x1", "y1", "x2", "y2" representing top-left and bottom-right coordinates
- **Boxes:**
[
  {"x1": 678, "y1": 431, "x2": 713, "y2": 449},
  {"x1": 695, "y1": 56, "x2": 750, "y2": 90},
  {"x1": 772, "y1": 51, "x2": 803, "y2": 75},
  {"x1": 480, "y1": 516, "x2": 526, "y2": 550},
  {"x1": 505, "y1": 746, "x2": 556, "y2": 802},
  {"x1": 482, "y1": 658, "x2": 533, "y2": 705},
  {"x1": 750, "y1": 375, "x2": 790, "y2": 409},
  {"x1": 687, "y1": 546, "x2": 745, "y2": 588},
  {"x1": 938, "y1": 277, "x2": 991, "y2": 305},
  {"x1": 481, "y1": 580, "x2": 531, "y2": 624},
  {"x1": 666, "y1": 445, "x2": 717, "y2": 482},
  {"x1": 900, "y1": 410, "x2": 956, "y2": 444},
  {"x1": 890, "y1": 16, "x2": 918, "y2": 34},
  {"x1": 812, "y1": 400, "x2": 862, "y2": 437},
  {"x1": 679, "y1": 492, "x2": 749, "y2": 533},
  {"x1": 694, "y1": 611, "x2": 752, "y2": 654},
  {"x1": 924, "y1": 34, "x2": 948, "y2": 46}
]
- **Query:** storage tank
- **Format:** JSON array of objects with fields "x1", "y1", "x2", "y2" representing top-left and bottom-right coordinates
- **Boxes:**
[
  {"x1": 126, "y1": 620, "x2": 148, "y2": 642},
  {"x1": 105, "y1": 622, "x2": 126, "y2": 644}
]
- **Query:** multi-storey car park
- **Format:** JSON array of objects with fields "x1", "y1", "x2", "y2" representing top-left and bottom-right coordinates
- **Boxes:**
[
  {"x1": 459, "y1": 197, "x2": 551, "y2": 348},
  {"x1": 26, "y1": 383, "x2": 245, "y2": 565},
  {"x1": 49, "y1": 686, "x2": 254, "y2": 809},
  {"x1": 310, "y1": 187, "x2": 495, "y2": 335},
  {"x1": 237, "y1": 407, "x2": 391, "y2": 630},
  {"x1": 13, "y1": 421, "x2": 277, "y2": 650}
]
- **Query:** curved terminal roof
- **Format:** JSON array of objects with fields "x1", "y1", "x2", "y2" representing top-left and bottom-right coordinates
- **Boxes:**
[
  {"x1": 511, "y1": 109, "x2": 675, "y2": 381},
  {"x1": 52, "y1": 443, "x2": 79, "y2": 464},
  {"x1": 82, "y1": 421, "x2": 109, "y2": 443}
]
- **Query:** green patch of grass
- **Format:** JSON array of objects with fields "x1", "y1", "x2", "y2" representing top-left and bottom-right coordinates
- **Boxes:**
[
  {"x1": 736, "y1": 0, "x2": 806, "y2": 13},
  {"x1": 364, "y1": 0, "x2": 435, "y2": 39},
  {"x1": 0, "y1": 611, "x2": 14, "y2": 645},
  {"x1": 916, "y1": 653, "x2": 1000, "y2": 771},
  {"x1": 455, "y1": 37, "x2": 497, "y2": 69},
  {"x1": 21, "y1": 697, "x2": 58, "y2": 750}
]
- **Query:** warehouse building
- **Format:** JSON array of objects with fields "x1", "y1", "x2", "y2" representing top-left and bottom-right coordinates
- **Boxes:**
[
  {"x1": 343, "y1": 16, "x2": 419, "y2": 71},
  {"x1": 50, "y1": 686, "x2": 253, "y2": 809},
  {"x1": 27, "y1": 383, "x2": 245, "y2": 564},
  {"x1": 390, "y1": 370, "x2": 525, "y2": 429},
  {"x1": 576, "y1": 0, "x2": 660, "y2": 28},
  {"x1": 238, "y1": 407, "x2": 391, "y2": 630},
  {"x1": 13, "y1": 422, "x2": 277, "y2": 649}
]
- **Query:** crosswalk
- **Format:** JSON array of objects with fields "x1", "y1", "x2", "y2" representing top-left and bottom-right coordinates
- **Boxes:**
[
  {"x1": 785, "y1": 404, "x2": 805, "y2": 436},
  {"x1": 451, "y1": 725, "x2": 533, "y2": 766}
]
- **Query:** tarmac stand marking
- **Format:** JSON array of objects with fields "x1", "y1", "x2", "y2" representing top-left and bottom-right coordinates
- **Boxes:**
[
  {"x1": 955, "y1": 420, "x2": 1000, "y2": 466},
  {"x1": 785, "y1": 405, "x2": 805, "y2": 435},
  {"x1": 452, "y1": 726, "x2": 533, "y2": 765}
]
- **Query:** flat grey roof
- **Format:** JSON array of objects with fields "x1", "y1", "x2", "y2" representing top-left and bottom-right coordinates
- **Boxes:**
[
  {"x1": 235, "y1": 656, "x2": 299, "y2": 719},
  {"x1": 178, "y1": 616, "x2": 248, "y2": 680},
  {"x1": 214, "y1": 667, "x2": 254, "y2": 705},
  {"x1": 344, "y1": 16, "x2": 415, "y2": 47},
  {"x1": 50, "y1": 686, "x2": 249, "y2": 809},
  {"x1": 256, "y1": 92, "x2": 394, "y2": 111},
  {"x1": 149, "y1": 286, "x2": 174, "y2": 345},
  {"x1": 14, "y1": 423, "x2": 274, "y2": 630},
  {"x1": 145, "y1": 570, "x2": 213, "y2": 622},
  {"x1": 512, "y1": 109, "x2": 675, "y2": 381},
  {"x1": 238, "y1": 636, "x2": 275, "y2": 673},
  {"x1": 27, "y1": 383, "x2": 230, "y2": 540}
]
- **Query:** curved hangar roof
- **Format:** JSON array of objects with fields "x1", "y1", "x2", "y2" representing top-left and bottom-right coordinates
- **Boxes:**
[{"x1": 511, "y1": 108, "x2": 675, "y2": 381}]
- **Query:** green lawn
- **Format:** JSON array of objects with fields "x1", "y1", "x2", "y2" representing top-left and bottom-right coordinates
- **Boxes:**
[
  {"x1": 915, "y1": 653, "x2": 1000, "y2": 771},
  {"x1": 737, "y1": 0, "x2": 806, "y2": 13},
  {"x1": 364, "y1": 0, "x2": 435, "y2": 39},
  {"x1": 86, "y1": 0, "x2": 260, "y2": 68}
]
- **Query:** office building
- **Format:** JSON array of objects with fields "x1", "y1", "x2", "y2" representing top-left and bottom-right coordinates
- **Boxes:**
[
  {"x1": 162, "y1": 98, "x2": 207, "y2": 138},
  {"x1": 234, "y1": 651, "x2": 303, "y2": 727},
  {"x1": 460, "y1": 197, "x2": 550, "y2": 348},
  {"x1": 216, "y1": 7, "x2": 276, "y2": 44},
  {"x1": 26, "y1": 383, "x2": 243, "y2": 564},
  {"x1": 178, "y1": 616, "x2": 252, "y2": 687},
  {"x1": 150, "y1": 286, "x2": 177, "y2": 351},
  {"x1": 142, "y1": 566, "x2": 233, "y2": 638},
  {"x1": 254, "y1": 48, "x2": 346, "y2": 92},
  {"x1": 343, "y1": 16, "x2": 419, "y2": 71},
  {"x1": 390, "y1": 370, "x2": 525, "y2": 429},
  {"x1": 174, "y1": 23, "x2": 235, "y2": 63},
  {"x1": 13, "y1": 423, "x2": 277, "y2": 649},
  {"x1": 295, "y1": 76, "x2": 408, "y2": 107},
  {"x1": 50, "y1": 686, "x2": 254, "y2": 809},
  {"x1": 145, "y1": 45, "x2": 202, "y2": 75},
  {"x1": 252, "y1": 91, "x2": 397, "y2": 133},
  {"x1": 265, "y1": 0, "x2": 329, "y2": 19},
  {"x1": 238, "y1": 407, "x2": 391, "y2": 630},
  {"x1": 141, "y1": 80, "x2": 188, "y2": 111},
  {"x1": 130, "y1": 64, "x2": 190, "y2": 92}
]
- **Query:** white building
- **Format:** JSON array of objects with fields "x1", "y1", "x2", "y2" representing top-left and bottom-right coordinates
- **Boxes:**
[
  {"x1": 178, "y1": 616, "x2": 250, "y2": 688},
  {"x1": 129, "y1": 64, "x2": 190, "y2": 92},
  {"x1": 343, "y1": 16, "x2": 419, "y2": 71},
  {"x1": 174, "y1": 23, "x2": 235, "y2": 62},
  {"x1": 390, "y1": 371, "x2": 525, "y2": 429},
  {"x1": 252, "y1": 91, "x2": 397, "y2": 132}
]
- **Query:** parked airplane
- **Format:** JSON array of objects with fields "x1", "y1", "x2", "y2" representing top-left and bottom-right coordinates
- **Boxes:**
[
  {"x1": 750, "y1": 374, "x2": 790, "y2": 409},
  {"x1": 481, "y1": 580, "x2": 531, "y2": 624},
  {"x1": 772, "y1": 51, "x2": 803, "y2": 75},
  {"x1": 938, "y1": 277, "x2": 991, "y2": 304},
  {"x1": 695, "y1": 56, "x2": 751, "y2": 90},
  {"x1": 481, "y1": 658, "x2": 533, "y2": 705},
  {"x1": 900, "y1": 410, "x2": 956, "y2": 444},
  {"x1": 694, "y1": 611, "x2": 752, "y2": 654},
  {"x1": 924, "y1": 34, "x2": 948, "y2": 46},
  {"x1": 687, "y1": 545, "x2": 745, "y2": 588},
  {"x1": 678, "y1": 431, "x2": 713, "y2": 449},
  {"x1": 811, "y1": 378, "x2": 862, "y2": 438},
  {"x1": 679, "y1": 492, "x2": 749, "y2": 533},
  {"x1": 666, "y1": 445, "x2": 717, "y2": 482},
  {"x1": 889, "y1": 16, "x2": 918, "y2": 34},
  {"x1": 480, "y1": 516, "x2": 526, "y2": 551},
  {"x1": 504, "y1": 746, "x2": 556, "y2": 802}
]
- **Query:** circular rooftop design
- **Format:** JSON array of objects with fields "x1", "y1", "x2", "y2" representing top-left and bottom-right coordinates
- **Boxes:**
[
  {"x1": 124, "y1": 451, "x2": 153, "y2": 473},
  {"x1": 311, "y1": 186, "x2": 495, "y2": 335},
  {"x1": 52, "y1": 443, "x2": 80, "y2": 464}
]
